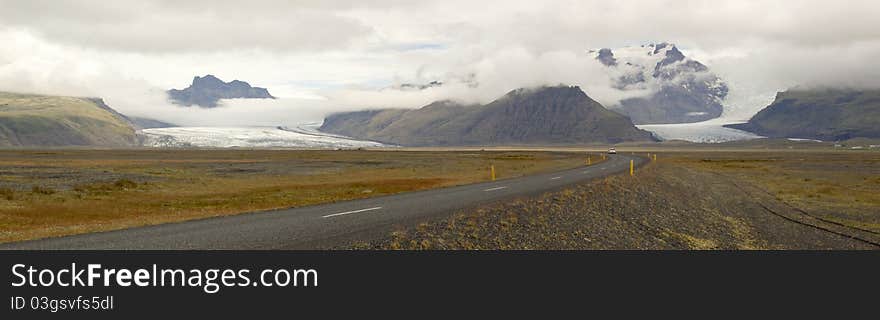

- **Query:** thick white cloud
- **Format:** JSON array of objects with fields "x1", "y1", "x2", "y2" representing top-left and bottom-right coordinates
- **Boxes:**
[
  {"x1": 0, "y1": 0, "x2": 375, "y2": 52},
  {"x1": 1, "y1": 0, "x2": 879, "y2": 126}
]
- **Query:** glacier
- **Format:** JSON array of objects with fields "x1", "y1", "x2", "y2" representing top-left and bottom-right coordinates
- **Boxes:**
[
  {"x1": 637, "y1": 119, "x2": 763, "y2": 143},
  {"x1": 141, "y1": 123, "x2": 390, "y2": 148}
]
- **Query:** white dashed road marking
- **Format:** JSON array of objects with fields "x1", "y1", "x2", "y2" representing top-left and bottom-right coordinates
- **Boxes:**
[
  {"x1": 550, "y1": 176, "x2": 562, "y2": 180},
  {"x1": 322, "y1": 206, "x2": 383, "y2": 218},
  {"x1": 483, "y1": 186, "x2": 508, "y2": 192}
]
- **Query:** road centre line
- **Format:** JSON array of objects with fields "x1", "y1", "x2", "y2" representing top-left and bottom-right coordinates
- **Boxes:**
[
  {"x1": 550, "y1": 176, "x2": 562, "y2": 180},
  {"x1": 322, "y1": 206, "x2": 383, "y2": 218},
  {"x1": 483, "y1": 186, "x2": 508, "y2": 192}
]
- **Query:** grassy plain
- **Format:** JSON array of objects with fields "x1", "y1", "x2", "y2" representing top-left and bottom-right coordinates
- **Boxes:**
[
  {"x1": 0, "y1": 149, "x2": 589, "y2": 243},
  {"x1": 667, "y1": 151, "x2": 880, "y2": 233},
  {"x1": 2, "y1": 142, "x2": 876, "y2": 249}
]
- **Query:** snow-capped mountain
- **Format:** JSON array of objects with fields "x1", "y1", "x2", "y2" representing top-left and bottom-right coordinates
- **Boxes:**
[{"x1": 591, "y1": 43, "x2": 728, "y2": 124}]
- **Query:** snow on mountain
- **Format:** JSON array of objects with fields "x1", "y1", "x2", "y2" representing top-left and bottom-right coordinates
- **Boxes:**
[
  {"x1": 590, "y1": 43, "x2": 729, "y2": 125},
  {"x1": 141, "y1": 123, "x2": 389, "y2": 148}
]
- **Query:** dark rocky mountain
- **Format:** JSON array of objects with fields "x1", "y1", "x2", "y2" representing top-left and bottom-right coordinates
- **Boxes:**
[
  {"x1": 320, "y1": 86, "x2": 655, "y2": 146},
  {"x1": 593, "y1": 43, "x2": 728, "y2": 124},
  {"x1": 167, "y1": 74, "x2": 275, "y2": 108},
  {"x1": 396, "y1": 81, "x2": 444, "y2": 91},
  {"x1": 596, "y1": 48, "x2": 617, "y2": 67},
  {"x1": 725, "y1": 89, "x2": 880, "y2": 141},
  {"x1": 0, "y1": 92, "x2": 139, "y2": 147}
]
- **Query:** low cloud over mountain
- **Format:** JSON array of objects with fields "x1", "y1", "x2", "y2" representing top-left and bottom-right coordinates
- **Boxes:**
[
  {"x1": 320, "y1": 85, "x2": 655, "y2": 146},
  {"x1": 1, "y1": 1, "x2": 879, "y2": 129},
  {"x1": 592, "y1": 43, "x2": 728, "y2": 124}
]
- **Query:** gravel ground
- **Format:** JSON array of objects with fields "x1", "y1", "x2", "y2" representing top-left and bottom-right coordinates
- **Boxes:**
[{"x1": 348, "y1": 162, "x2": 876, "y2": 250}]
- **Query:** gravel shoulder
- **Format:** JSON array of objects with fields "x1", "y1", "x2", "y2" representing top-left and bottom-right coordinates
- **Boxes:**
[{"x1": 346, "y1": 161, "x2": 876, "y2": 250}]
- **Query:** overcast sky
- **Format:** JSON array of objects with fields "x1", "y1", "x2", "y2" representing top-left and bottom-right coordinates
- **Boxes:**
[{"x1": 1, "y1": 0, "x2": 879, "y2": 125}]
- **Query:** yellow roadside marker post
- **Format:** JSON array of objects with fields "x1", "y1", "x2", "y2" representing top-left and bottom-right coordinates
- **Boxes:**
[
  {"x1": 630, "y1": 160, "x2": 634, "y2": 176},
  {"x1": 587, "y1": 157, "x2": 592, "y2": 166},
  {"x1": 490, "y1": 165, "x2": 496, "y2": 181},
  {"x1": 653, "y1": 154, "x2": 657, "y2": 161}
]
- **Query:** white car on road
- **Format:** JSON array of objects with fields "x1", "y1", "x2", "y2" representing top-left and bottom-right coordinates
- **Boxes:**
[{"x1": 608, "y1": 148, "x2": 617, "y2": 154}]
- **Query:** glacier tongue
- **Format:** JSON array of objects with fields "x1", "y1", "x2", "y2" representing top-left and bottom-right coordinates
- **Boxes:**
[
  {"x1": 637, "y1": 120, "x2": 763, "y2": 143},
  {"x1": 141, "y1": 125, "x2": 389, "y2": 148}
]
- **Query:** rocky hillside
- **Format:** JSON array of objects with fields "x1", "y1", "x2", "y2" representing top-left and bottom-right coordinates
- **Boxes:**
[
  {"x1": 725, "y1": 89, "x2": 880, "y2": 141},
  {"x1": 168, "y1": 74, "x2": 275, "y2": 108},
  {"x1": 0, "y1": 92, "x2": 139, "y2": 147},
  {"x1": 592, "y1": 43, "x2": 728, "y2": 124},
  {"x1": 320, "y1": 86, "x2": 655, "y2": 146}
]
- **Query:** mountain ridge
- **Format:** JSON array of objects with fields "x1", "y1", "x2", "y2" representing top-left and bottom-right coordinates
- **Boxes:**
[
  {"x1": 320, "y1": 85, "x2": 656, "y2": 146},
  {"x1": 167, "y1": 74, "x2": 275, "y2": 108},
  {"x1": 725, "y1": 88, "x2": 880, "y2": 141},
  {"x1": 0, "y1": 92, "x2": 140, "y2": 147}
]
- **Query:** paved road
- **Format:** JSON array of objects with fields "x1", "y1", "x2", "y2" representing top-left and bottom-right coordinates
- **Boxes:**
[{"x1": 1, "y1": 154, "x2": 646, "y2": 249}]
